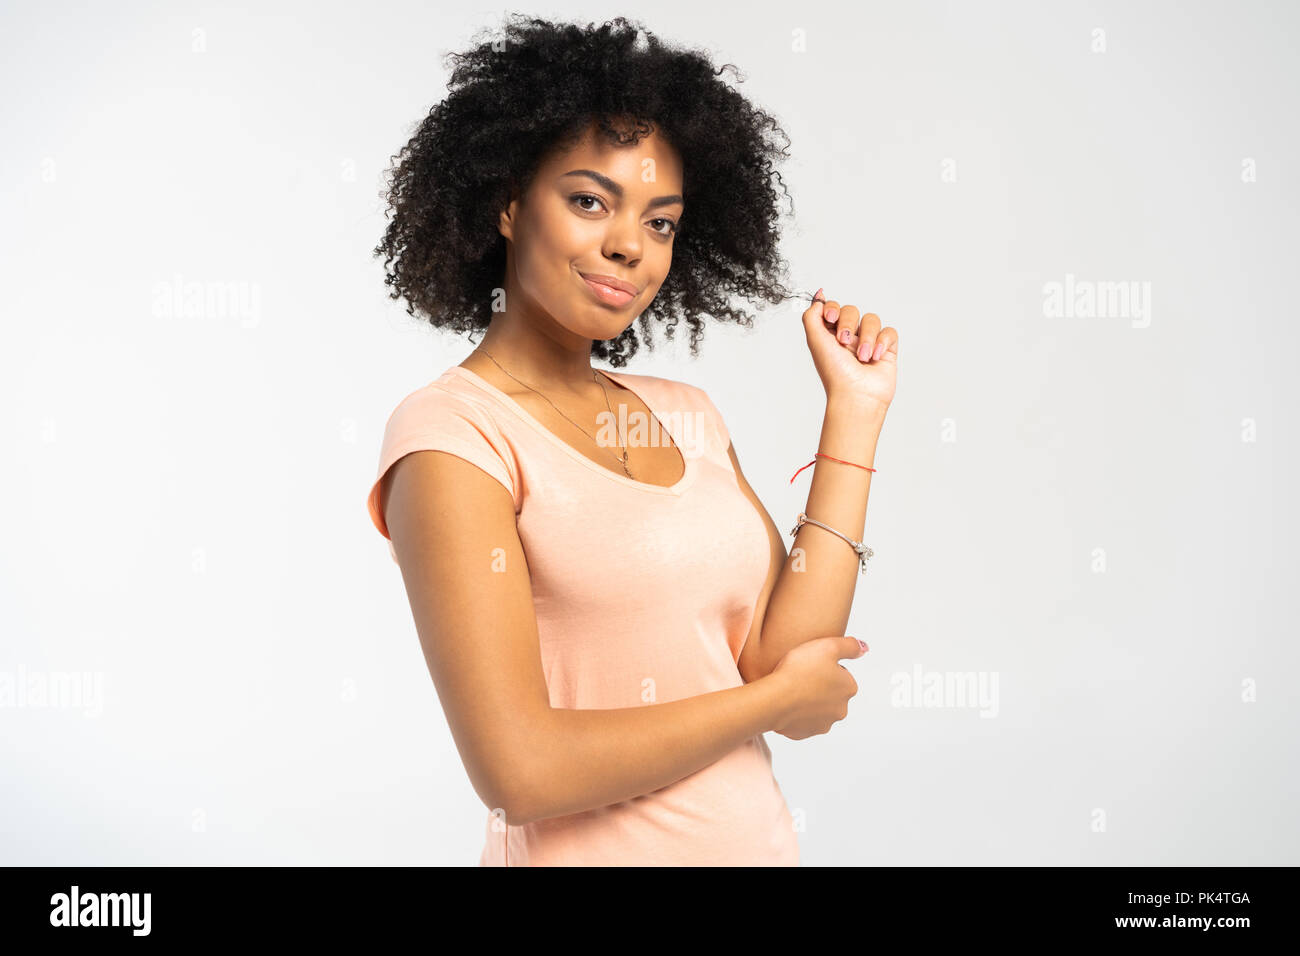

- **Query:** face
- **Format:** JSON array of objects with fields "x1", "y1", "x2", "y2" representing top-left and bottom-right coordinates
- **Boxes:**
[{"x1": 497, "y1": 119, "x2": 684, "y2": 341}]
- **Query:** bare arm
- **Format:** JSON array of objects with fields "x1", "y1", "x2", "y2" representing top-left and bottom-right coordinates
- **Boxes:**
[
  {"x1": 738, "y1": 396, "x2": 888, "y2": 682},
  {"x1": 381, "y1": 449, "x2": 793, "y2": 828}
]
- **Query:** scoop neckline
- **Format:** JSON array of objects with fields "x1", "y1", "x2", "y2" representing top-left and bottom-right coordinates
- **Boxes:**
[{"x1": 446, "y1": 364, "x2": 698, "y2": 497}]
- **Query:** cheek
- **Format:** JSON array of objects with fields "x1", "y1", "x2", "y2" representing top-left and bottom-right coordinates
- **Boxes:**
[
  {"x1": 512, "y1": 224, "x2": 568, "y2": 289},
  {"x1": 648, "y1": 245, "x2": 674, "y2": 286},
  {"x1": 526, "y1": 213, "x2": 593, "y2": 274}
]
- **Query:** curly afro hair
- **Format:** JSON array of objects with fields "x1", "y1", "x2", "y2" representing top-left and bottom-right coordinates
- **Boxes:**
[{"x1": 373, "y1": 14, "x2": 799, "y2": 367}]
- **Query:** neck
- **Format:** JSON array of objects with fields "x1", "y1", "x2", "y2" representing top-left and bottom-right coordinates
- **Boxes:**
[{"x1": 469, "y1": 302, "x2": 602, "y2": 395}]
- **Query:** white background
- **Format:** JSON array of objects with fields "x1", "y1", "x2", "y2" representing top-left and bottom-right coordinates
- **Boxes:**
[{"x1": 1, "y1": 0, "x2": 1295, "y2": 865}]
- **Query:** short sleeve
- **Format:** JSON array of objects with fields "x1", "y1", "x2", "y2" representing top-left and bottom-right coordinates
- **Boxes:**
[
  {"x1": 366, "y1": 385, "x2": 519, "y2": 562},
  {"x1": 694, "y1": 388, "x2": 732, "y2": 454}
]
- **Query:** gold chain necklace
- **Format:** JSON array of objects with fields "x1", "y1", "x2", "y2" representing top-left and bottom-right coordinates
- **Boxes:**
[{"x1": 476, "y1": 348, "x2": 632, "y2": 478}]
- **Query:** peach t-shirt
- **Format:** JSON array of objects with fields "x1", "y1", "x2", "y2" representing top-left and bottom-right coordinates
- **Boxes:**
[{"x1": 366, "y1": 364, "x2": 799, "y2": 866}]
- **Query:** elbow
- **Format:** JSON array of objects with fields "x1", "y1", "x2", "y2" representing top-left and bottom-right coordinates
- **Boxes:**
[
  {"x1": 482, "y1": 724, "x2": 551, "y2": 827},
  {"x1": 737, "y1": 654, "x2": 766, "y2": 686},
  {"x1": 490, "y1": 777, "x2": 540, "y2": 827},
  {"x1": 737, "y1": 632, "x2": 775, "y2": 685},
  {"x1": 477, "y1": 769, "x2": 535, "y2": 828}
]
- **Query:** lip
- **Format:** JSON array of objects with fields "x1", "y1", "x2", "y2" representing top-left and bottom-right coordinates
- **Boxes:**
[{"x1": 578, "y1": 272, "x2": 639, "y2": 296}]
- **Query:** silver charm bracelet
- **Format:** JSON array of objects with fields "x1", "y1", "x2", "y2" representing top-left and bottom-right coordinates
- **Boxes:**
[{"x1": 788, "y1": 513, "x2": 874, "y2": 574}]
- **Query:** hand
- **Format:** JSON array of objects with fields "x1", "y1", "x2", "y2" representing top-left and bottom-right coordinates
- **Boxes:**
[
  {"x1": 801, "y1": 289, "x2": 898, "y2": 411},
  {"x1": 767, "y1": 636, "x2": 867, "y2": 740}
]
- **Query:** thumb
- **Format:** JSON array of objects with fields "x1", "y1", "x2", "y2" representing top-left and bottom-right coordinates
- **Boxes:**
[
  {"x1": 801, "y1": 290, "x2": 831, "y2": 341},
  {"x1": 840, "y1": 636, "x2": 869, "y2": 660}
]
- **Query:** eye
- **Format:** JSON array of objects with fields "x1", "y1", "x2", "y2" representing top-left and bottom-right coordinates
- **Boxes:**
[
  {"x1": 571, "y1": 193, "x2": 678, "y2": 237},
  {"x1": 570, "y1": 193, "x2": 607, "y2": 213}
]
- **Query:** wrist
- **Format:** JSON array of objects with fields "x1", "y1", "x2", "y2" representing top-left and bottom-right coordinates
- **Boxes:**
[
  {"x1": 825, "y1": 391, "x2": 889, "y2": 424},
  {"x1": 754, "y1": 668, "x2": 793, "y2": 732},
  {"x1": 818, "y1": 398, "x2": 884, "y2": 466}
]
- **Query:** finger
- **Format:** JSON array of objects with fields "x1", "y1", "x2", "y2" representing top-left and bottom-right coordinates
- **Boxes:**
[
  {"x1": 822, "y1": 298, "x2": 841, "y2": 328},
  {"x1": 834, "y1": 304, "x2": 860, "y2": 349},
  {"x1": 801, "y1": 289, "x2": 826, "y2": 327},
  {"x1": 801, "y1": 291, "x2": 841, "y2": 343},
  {"x1": 871, "y1": 328, "x2": 898, "y2": 363},
  {"x1": 839, "y1": 636, "x2": 868, "y2": 660},
  {"x1": 802, "y1": 287, "x2": 826, "y2": 317},
  {"x1": 854, "y1": 313, "x2": 882, "y2": 363}
]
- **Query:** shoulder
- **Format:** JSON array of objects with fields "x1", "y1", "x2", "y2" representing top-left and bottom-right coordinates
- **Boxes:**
[
  {"x1": 375, "y1": 378, "x2": 516, "y2": 473},
  {"x1": 368, "y1": 375, "x2": 520, "y2": 541},
  {"x1": 381, "y1": 372, "x2": 509, "y2": 439},
  {"x1": 610, "y1": 370, "x2": 733, "y2": 454},
  {"x1": 606, "y1": 369, "x2": 713, "y2": 410}
]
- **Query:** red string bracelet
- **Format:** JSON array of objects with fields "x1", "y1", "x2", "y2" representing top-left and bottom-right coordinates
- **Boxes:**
[{"x1": 789, "y1": 452, "x2": 877, "y2": 484}]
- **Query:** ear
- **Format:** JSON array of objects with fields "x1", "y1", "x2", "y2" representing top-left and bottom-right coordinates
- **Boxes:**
[{"x1": 497, "y1": 188, "x2": 520, "y2": 242}]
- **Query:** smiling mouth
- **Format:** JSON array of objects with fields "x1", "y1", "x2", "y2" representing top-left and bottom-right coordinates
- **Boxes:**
[{"x1": 579, "y1": 273, "x2": 637, "y2": 307}]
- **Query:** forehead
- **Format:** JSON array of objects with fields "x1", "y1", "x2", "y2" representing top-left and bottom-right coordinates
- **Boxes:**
[{"x1": 538, "y1": 120, "x2": 683, "y2": 188}]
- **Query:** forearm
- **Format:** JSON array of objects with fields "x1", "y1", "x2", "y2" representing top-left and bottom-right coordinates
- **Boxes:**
[
  {"x1": 508, "y1": 673, "x2": 790, "y2": 825},
  {"x1": 757, "y1": 395, "x2": 887, "y2": 675}
]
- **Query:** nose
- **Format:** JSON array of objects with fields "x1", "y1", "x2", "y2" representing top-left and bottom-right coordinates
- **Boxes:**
[{"x1": 601, "y1": 211, "x2": 642, "y2": 266}]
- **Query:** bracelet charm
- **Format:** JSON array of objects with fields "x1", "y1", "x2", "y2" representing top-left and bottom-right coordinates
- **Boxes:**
[{"x1": 788, "y1": 512, "x2": 874, "y2": 574}]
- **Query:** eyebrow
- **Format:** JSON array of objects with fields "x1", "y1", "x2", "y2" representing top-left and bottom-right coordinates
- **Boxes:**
[{"x1": 560, "y1": 169, "x2": 684, "y2": 210}]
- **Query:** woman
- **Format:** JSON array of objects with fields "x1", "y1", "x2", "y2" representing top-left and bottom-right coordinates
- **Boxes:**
[{"x1": 366, "y1": 15, "x2": 898, "y2": 866}]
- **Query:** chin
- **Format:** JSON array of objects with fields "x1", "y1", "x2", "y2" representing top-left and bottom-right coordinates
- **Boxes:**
[
  {"x1": 551, "y1": 309, "x2": 623, "y2": 343},
  {"x1": 591, "y1": 321, "x2": 637, "y2": 342}
]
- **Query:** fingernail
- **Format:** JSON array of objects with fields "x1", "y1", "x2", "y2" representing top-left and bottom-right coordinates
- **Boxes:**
[
  {"x1": 838, "y1": 329, "x2": 852, "y2": 345},
  {"x1": 826, "y1": 306, "x2": 840, "y2": 322},
  {"x1": 812, "y1": 287, "x2": 824, "y2": 302},
  {"x1": 858, "y1": 342, "x2": 871, "y2": 361},
  {"x1": 873, "y1": 341, "x2": 885, "y2": 361},
  {"x1": 857, "y1": 640, "x2": 868, "y2": 653}
]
